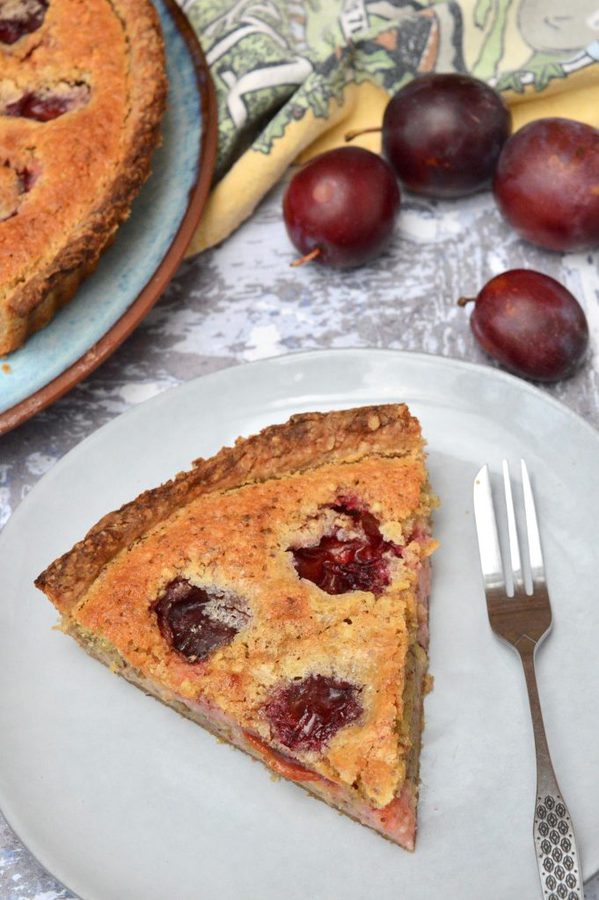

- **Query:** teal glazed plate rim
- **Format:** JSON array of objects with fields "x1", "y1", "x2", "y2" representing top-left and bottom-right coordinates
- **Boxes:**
[{"x1": 0, "y1": 0, "x2": 218, "y2": 436}]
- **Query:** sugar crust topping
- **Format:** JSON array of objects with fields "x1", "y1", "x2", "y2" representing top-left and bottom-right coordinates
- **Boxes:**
[{"x1": 36, "y1": 405, "x2": 437, "y2": 810}]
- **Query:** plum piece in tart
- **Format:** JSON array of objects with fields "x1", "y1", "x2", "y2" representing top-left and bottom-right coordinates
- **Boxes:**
[
  {"x1": 0, "y1": 0, "x2": 167, "y2": 354},
  {"x1": 36, "y1": 404, "x2": 438, "y2": 850}
]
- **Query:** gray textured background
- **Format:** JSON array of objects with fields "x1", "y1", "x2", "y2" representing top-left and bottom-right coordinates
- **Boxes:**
[{"x1": 1, "y1": 179, "x2": 598, "y2": 899}]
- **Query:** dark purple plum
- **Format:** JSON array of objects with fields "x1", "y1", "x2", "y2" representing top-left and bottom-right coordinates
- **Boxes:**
[
  {"x1": 380, "y1": 73, "x2": 511, "y2": 198},
  {"x1": 282, "y1": 146, "x2": 400, "y2": 268},
  {"x1": 493, "y1": 118, "x2": 599, "y2": 252},
  {"x1": 5, "y1": 84, "x2": 90, "y2": 121},
  {"x1": 460, "y1": 269, "x2": 588, "y2": 382},
  {"x1": 264, "y1": 674, "x2": 362, "y2": 752},
  {"x1": 151, "y1": 578, "x2": 250, "y2": 663},
  {"x1": 0, "y1": 0, "x2": 48, "y2": 44}
]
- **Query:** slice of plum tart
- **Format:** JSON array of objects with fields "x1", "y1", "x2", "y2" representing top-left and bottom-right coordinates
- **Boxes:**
[
  {"x1": 0, "y1": 0, "x2": 166, "y2": 354},
  {"x1": 36, "y1": 404, "x2": 438, "y2": 850}
]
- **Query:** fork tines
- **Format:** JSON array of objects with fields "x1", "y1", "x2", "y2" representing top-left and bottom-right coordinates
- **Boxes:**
[{"x1": 473, "y1": 460, "x2": 546, "y2": 599}]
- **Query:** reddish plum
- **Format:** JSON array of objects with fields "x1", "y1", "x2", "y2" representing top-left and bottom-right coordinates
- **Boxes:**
[
  {"x1": 5, "y1": 84, "x2": 90, "y2": 121},
  {"x1": 264, "y1": 674, "x2": 362, "y2": 752},
  {"x1": 460, "y1": 269, "x2": 588, "y2": 381},
  {"x1": 282, "y1": 146, "x2": 400, "y2": 268},
  {"x1": 493, "y1": 118, "x2": 599, "y2": 252},
  {"x1": 290, "y1": 503, "x2": 402, "y2": 595}
]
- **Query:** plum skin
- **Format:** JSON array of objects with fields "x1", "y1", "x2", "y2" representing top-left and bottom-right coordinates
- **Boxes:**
[
  {"x1": 469, "y1": 270, "x2": 588, "y2": 382},
  {"x1": 493, "y1": 118, "x2": 599, "y2": 252},
  {"x1": 382, "y1": 73, "x2": 511, "y2": 198},
  {"x1": 282, "y1": 146, "x2": 400, "y2": 268},
  {"x1": 264, "y1": 674, "x2": 362, "y2": 752}
]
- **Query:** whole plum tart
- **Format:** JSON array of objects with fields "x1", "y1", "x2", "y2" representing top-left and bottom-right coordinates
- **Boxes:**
[
  {"x1": 36, "y1": 405, "x2": 438, "y2": 850},
  {"x1": 0, "y1": 0, "x2": 166, "y2": 354}
]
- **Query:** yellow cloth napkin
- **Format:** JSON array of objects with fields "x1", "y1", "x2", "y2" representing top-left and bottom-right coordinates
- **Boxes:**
[{"x1": 182, "y1": 0, "x2": 599, "y2": 257}]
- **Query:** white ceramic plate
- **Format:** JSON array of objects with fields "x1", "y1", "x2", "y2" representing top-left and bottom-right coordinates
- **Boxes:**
[{"x1": 0, "y1": 349, "x2": 597, "y2": 900}]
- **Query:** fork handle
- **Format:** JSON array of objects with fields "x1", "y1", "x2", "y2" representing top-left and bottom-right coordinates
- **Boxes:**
[{"x1": 519, "y1": 645, "x2": 585, "y2": 900}]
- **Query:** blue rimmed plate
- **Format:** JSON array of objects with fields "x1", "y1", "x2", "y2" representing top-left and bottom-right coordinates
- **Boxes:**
[{"x1": 0, "y1": 0, "x2": 217, "y2": 435}]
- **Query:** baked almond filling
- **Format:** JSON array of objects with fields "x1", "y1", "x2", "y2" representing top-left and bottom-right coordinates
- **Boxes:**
[{"x1": 65, "y1": 563, "x2": 429, "y2": 851}]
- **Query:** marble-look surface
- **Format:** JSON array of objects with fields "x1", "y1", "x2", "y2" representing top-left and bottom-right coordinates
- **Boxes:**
[{"x1": 1, "y1": 179, "x2": 598, "y2": 899}]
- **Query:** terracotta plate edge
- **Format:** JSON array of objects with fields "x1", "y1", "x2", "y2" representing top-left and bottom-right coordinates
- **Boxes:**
[{"x1": 0, "y1": 0, "x2": 218, "y2": 437}]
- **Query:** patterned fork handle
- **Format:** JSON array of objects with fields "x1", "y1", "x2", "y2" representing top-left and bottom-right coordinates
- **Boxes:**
[{"x1": 521, "y1": 648, "x2": 585, "y2": 900}]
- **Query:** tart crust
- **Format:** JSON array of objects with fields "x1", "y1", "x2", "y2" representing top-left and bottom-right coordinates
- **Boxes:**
[
  {"x1": 36, "y1": 404, "x2": 437, "y2": 849},
  {"x1": 38, "y1": 404, "x2": 424, "y2": 611},
  {"x1": 0, "y1": 0, "x2": 167, "y2": 354}
]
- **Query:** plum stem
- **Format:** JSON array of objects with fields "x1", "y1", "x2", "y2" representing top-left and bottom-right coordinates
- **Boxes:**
[
  {"x1": 290, "y1": 248, "x2": 321, "y2": 267},
  {"x1": 457, "y1": 296, "x2": 475, "y2": 307},
  {"x1": 344, "y1": 126, "x2": 382, "y2": 143}
]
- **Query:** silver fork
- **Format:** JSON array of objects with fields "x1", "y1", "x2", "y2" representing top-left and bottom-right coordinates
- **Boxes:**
[{"x1": 473, "y1": 460, "x2": 584, "y2": 900}]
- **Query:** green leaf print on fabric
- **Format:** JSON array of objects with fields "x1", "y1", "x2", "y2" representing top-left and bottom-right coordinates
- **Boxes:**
[{"x1": 180, "y1": 0, "x2": 599, "y2": 179}]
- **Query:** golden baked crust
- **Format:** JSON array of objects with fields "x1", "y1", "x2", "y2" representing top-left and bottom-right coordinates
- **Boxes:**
[
  {"x1": 38, "y1": 404, "x2": 423, "y2": 611},
  {"x1": 36, "y1": 404, "x2": 437, "y2": 847},
  {"x1": 0, "y1": 0, "x2": 167, "y2": 354}
]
